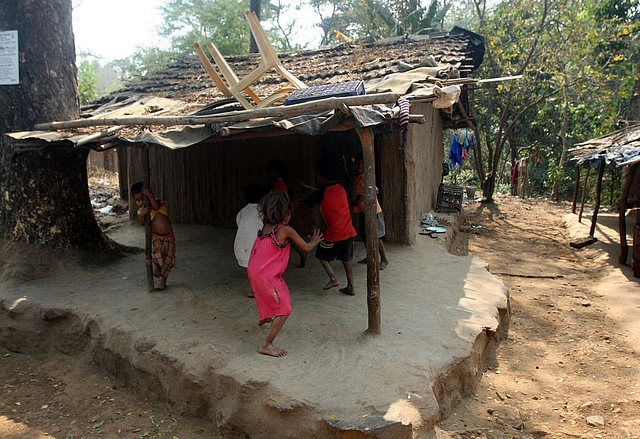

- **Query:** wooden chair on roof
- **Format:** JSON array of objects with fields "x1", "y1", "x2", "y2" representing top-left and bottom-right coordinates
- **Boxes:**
[{"x1": 193, "y1": 11, "x2": 306, "y2": 110}]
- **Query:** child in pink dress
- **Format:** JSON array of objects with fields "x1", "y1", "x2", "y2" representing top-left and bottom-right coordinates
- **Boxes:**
[{"x1": 247, "y1": 191, "x2": 322, "y2": 357}]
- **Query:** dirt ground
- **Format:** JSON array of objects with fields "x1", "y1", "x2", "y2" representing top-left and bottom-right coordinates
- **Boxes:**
[
  {"x1": 437, "y1": 195, "x2": 640, "y2": 439},
  {"x1": 1, "y1": 177, "x2": 639, "y2": 438}
]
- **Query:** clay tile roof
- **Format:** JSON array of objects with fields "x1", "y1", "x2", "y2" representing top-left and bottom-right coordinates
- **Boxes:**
[{"x1": 94, "y1": 28, "x2": 484, "y2": 109}]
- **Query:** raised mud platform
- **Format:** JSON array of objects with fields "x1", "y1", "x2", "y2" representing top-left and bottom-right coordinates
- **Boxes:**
[{"x1": 0, "y1": 220, "x2": 509, "y2": 438}]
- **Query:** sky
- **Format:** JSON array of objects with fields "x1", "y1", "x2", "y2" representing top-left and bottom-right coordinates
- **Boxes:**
[
  {"x1": 72, "y1": 0, "x2": 321, "y2": 63},
  {"x1": 72, "y1": 0, "x2": 165, "y2": 61}
]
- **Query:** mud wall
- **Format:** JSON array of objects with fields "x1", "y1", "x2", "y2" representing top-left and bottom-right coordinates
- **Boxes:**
[
  {"x1": 121, "y1": 107, "x2": 445, "y2": 244},
  {"x1": 379, "y1": 103, "x2": 444, "y2": 245}
]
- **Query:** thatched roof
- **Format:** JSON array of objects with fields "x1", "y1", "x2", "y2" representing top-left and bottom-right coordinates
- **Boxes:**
[
  {"x1": 88, "y1": 28, "x2": 483, "y2": 111},
  {"x1": 11, "y1": 27, "x2": 485, "y2": 150},
  {"x1": 569, "y1": 123, "x2": 640, "y2": 168}
]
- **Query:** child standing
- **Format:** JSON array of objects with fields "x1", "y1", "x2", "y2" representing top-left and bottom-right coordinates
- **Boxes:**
[
  {"x1": 234, "y1": 183, "x2": 265, "y2": 298},
  {"x1": 247, "y1": 191, "x2": 322, "y2": 357},
  {"x1": 131, "y1": 182, "x2": 176, "y2": 291},
  {"x1": 265, "y1": 158, "x2": 308, "y2": 268},
  {"x1": 295, "y1": 159, "x2": 358, "y2": 295},
  {"x1": 351, "y1": 153, "x2": 389, "y2": 270}
]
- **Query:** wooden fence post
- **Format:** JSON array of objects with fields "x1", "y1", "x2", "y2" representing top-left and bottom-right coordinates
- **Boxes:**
[{"x1": 356, "y1": 126, "x2": 381, "y2": 334}]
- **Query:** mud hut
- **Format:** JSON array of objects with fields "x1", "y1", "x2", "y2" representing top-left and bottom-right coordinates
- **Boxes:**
[
  {"x1": 10, "y1": 27, "x2": 485, "y2": 327},
  {"x1": 34, "y1": 27, "x2": 484, "y2": 244}
]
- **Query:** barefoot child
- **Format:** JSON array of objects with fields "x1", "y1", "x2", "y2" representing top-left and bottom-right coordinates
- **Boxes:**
[
  {"x1": 247, "y1": 191, "x2": 322, "y2": 357},
  {"x1": 131, "y1": 182, "x2": 176, "y2": 291},
  {"x1": 351, "y1": 153, "x2": 389, "y2": 270},
  {"x1": 295, "y1": 159, "x2": 358, "y2": 295},
  {"x1": 264, "y1": 158, "x2": 308, "y2": 268}
]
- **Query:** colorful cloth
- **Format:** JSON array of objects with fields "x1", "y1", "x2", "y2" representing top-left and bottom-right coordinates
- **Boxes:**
[
  {"x1": 136, "y1": 200, "x2": 168, "y2": 222},
  {"x1": 234, "y1": 203, "x2": 263, "y2": 268},
  {"x1": 273, "y1": 178, "x2": 288, "y2": 193},
  {"x1": 247, "y1": 222, "x2": 292, "y2": 320},
  {"x1": 152, "y1": 233, "x2": 176, "y2": 278}
]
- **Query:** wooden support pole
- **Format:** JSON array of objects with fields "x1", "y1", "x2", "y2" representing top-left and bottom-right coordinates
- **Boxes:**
[
  {"x1": 142, "y1": 147, "x2": 154, "y2": 292},
  {"x1": 578, "y1": 166, "x2": 591, "y2": 223},
  {"x1": 618, "y1": 163, "x2": 637, "y2": 265},
  {"x1": 356, "y1": 126, "x2": 381, "y2": 334},
  {"x1": 588, "y1": 160, "x2": 605, "y2": 238},
  {"x1": 571, "y1": 165, "x2": 580, "y2": 214}
]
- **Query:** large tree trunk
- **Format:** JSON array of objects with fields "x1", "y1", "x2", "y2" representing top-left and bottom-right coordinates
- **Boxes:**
[{"x1": 0, "y1": 0, "x2": 117, "y2": 255}]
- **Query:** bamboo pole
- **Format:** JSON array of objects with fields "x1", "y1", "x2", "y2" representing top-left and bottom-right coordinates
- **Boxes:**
[
  {"x1": 75, "y1": 125, "x2": 125, "y2": 147},
  {"x1": 578, "y1": 166, "x2": 591, "y2": 223},
  {"x1": 356, "y1": 126, "x2": 381, "y2": 334},
  {"x1": 618, "y1": 163, "x2": 637, "y2": 265},
  {"x1": 142, "y1": 147, "x2": 154, "y2": 292},
  {"x1": 589, "y1": 160, "x2": 606, "y2": 238},
  {"x1": 571, "y1": 164, "x2": 580, "y2": 214},
  {"x1": 33, "y1": 93, "x2": 401, "y2": 130}
]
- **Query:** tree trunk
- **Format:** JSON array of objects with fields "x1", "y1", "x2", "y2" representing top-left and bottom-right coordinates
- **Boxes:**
[
  {"x1": 249, "y1": 0, "x2": 260, "y2": 53},
  {"x1": 0, "y1": 0, "x2": 117, "y2": 255},
  {"x1": 551, "y1": 73, "x2": 570, "y2": 201}
]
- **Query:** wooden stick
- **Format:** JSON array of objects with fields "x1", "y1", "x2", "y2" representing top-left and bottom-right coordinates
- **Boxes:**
[
  {"x1": 578, "y1": 167, "x2": 590, "y2": 223},
  {"x1": 75, "y1": 125, "x2": 125, "y2": 147},
  {"x1": 571, "y1": 164, "x2": 580, "y2": 214},
  {"x1": 34, "y1": 93, "x2": 401, "y2": 130},
  {"x1": 356, "y1": 126, "x2": 381, "y2": 334},
  {"x1": 142, "y1": 148, "x2": 155, "y2": 292},
  {"x1": 588, "y1": 160, "x2": 605, "y2": 237},
  {"x1": 300, "y1": 182, "x2": 317, "y2": 191}
]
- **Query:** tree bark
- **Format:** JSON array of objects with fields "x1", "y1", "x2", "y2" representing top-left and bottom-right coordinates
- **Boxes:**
[
  {"x1": 0, "y1": 0, "x2": 117, "y2": 255},
  {"x1": 551, "y1": 73, "x2": 570, "y2": 201},
  {"x1": 249, "y1": 0, "x2": 260, "y2": 54},
  {"x1": 356, "y1": 127, "x2": 381, "y2": 334}
]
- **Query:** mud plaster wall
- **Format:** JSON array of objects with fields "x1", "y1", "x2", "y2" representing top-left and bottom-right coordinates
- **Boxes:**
[
  {"x1": 121, "y1": 106, "x2": 444, "y2": 244},
  {"x1": 379, "y1": 102, "x2": 443, "y2": 245}
]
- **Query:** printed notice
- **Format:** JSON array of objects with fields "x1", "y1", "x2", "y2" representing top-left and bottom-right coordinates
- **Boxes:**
[{"x1": 0, "y1": 30, "x2": 19, "y2": 85}]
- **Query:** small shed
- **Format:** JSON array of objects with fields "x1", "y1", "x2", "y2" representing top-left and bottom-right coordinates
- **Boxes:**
[
  {"x1": 10, "y1": 27, "x2": 485, "y2": 331},
  {"x1": 66, "y1": 28, "x2": 483, "y2": 246},
  {"x1": 569, "y1": 122, "x2": 640, "y2": 274}
]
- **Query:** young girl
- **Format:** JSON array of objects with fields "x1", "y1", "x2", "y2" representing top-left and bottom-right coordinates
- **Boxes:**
[
  {"x1": 264, "y1": 158, "x2": 308, "y2": 268},
  {"x1": 247, "y1": 191, "x2": 322, "y2": 357}
]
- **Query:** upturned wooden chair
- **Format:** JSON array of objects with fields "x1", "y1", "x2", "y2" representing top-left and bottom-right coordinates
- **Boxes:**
[{"x1": 193, "y1": 11, "x2": 306, "y2": 110}]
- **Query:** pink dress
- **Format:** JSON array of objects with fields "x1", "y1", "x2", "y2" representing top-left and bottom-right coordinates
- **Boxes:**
[{"x1": 247, "y1": 222, "x2": 292, "y2": 320}]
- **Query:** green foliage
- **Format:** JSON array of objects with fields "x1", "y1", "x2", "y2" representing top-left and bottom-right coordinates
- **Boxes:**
[
  {"x1": 111, "y1": 47, "x2": 176, "y2": 83},
  {"x1": 77, "y1": 58, "x2": 98, "y2": 105},
  {"x1": 464, "y1": 0, "x2": 638, "y2": 202},
  {"x1": 158, "y1": 0, "x2": 250, "y2": 56},
  {"x1": 308, "y1": 0, "x2": 450, "y2": 45}
]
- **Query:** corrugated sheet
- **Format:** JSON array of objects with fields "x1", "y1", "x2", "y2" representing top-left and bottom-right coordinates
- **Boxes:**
[{"x1": 569, "y1": 123, "x2": 640, "y2": 167}]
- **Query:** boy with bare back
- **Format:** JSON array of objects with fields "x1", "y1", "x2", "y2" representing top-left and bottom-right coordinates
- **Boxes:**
[{"x1": 131, "y1": 182, "x2": 176, "y2": 291}]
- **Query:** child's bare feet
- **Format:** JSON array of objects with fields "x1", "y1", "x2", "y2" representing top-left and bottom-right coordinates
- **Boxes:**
[
  {"x1": 259, "y1": 343, "x2": 287, "y2": 357},
  {"x1": 155, "y1": 278, "x2": 167, "y2": 291},
  {"x1": 258, "y1": 318, "x2": 274, "y2": 326},
  {"x1": 379, "y1": 260, "x2": 389, "y2": 270},
  {"x1": 298, "y1": 252, "x2": 307, "y2": 268},
  {"x1": 322, "y1": 279, "x2": 340, "y2": 290},
  {"x1": 247, "y1": 290, "x2": 255, "y2": 298},
  {"x1": 339, "y1": 287, "x2": 355, "y2": 296}
]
